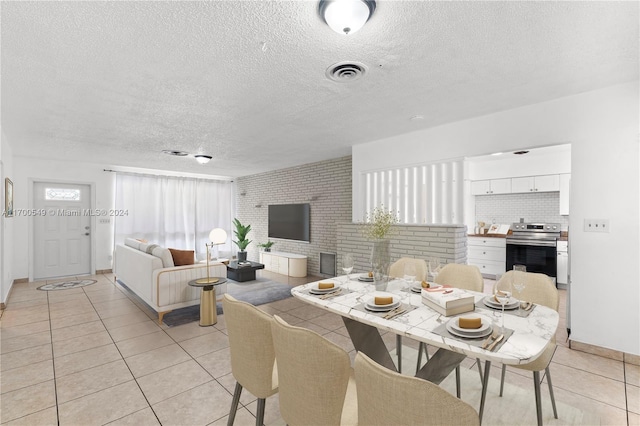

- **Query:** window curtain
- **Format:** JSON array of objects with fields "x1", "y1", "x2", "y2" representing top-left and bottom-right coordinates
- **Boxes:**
[{"x1": 114, "y1": 172, "x2": 235, "y2": 259}]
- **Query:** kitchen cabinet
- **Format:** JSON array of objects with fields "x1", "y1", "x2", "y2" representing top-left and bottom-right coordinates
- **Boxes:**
[
  {"x1": 556, "y1": 240, "x2": 568, "y2": 285},
  {"x1": 470, "y1": 178, "x2": 511, "y2": 195},
  {"x1": 511, "y1": 174, "x2": 560, "y2": 193},
  {"x1": 559, "y1": 173, "x2": 570, "y2": 215},
  {"x1": 260, "y1": 251, "x2": 307, "y2": 278},
  {"x1": 467, "y1": 237, "x2": 506, "y2": 277}
]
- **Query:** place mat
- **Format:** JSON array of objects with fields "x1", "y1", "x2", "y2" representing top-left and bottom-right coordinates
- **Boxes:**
[
  {"x1": 475, "y1": 299, "x2": 536, "y2": 318},
  {"x1": 432, "y1": 321, "x2": 514, "y2": 352},
  {"x1": 302, "y1": 287, "x2": 354, "y2": 300},
  {"x1": 352, "y1": 302, "x2": 418, "y2": 319}
]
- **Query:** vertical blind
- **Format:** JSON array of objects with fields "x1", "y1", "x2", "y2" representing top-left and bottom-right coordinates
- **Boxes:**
[
  {"x1": 362, "y1": 160, "x2": 463, "y2": 224},
  {"x1": 114, "y1": 172, "x2": 235, "y2": 258}
]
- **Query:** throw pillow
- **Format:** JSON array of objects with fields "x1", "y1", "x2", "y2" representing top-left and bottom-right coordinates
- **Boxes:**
[
  {"x1": 152, "y1": 247, "x2": 174, "y2": 268},
  {"x1": 169, "y1": 248, "x2": 195, "y2": 266},
  {"x1": 124, "y1": 238, "x2": 141, "y2": 251}
]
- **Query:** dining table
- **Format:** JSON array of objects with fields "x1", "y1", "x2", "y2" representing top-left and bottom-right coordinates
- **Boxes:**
[{"x1": 291, "y1": 275, "x2": 559, "y2": 422}]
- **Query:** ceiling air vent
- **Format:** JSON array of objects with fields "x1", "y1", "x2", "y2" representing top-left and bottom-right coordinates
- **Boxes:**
[{"x1": 326, "y1": 61, "x2": 367, "y2": 82}]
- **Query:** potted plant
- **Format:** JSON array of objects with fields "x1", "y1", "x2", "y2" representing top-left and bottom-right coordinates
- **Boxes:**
[
  {"x1": 360, "y1": 205, "x2": 399, "y2": 291},
  {"x1": 257, "y1": 240, "x2": 275, "y2": 252},
  {"x1": 232, "y1": 218, "x2": 252, "y2": 261}
]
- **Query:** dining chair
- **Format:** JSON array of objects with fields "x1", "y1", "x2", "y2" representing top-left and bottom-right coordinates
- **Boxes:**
[
  {"x1": 270, "y1": 315, "x2": 357, "y2": 426},
  {"x1": 388, "y1": 257, "x2": 428, "y2": 372},
  {"x1": 416, "y1": 263, "x2": 485, "y2": 391},
  {"x1": 222, "y1": 294, "x2": 278, "y2": 426},
  {"x1": 495, "y1": 270, "x2": 559, "y2": 426},
  {"x1": 354, "y1": 352, "x2": 480, "y2": 426}
]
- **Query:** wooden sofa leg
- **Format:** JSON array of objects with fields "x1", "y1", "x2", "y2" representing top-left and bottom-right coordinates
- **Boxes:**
[{"x1": 158, "y1": 311, "x2": 171, "y2": 325}]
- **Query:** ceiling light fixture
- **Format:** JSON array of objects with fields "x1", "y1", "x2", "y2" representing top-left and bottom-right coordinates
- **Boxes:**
[
  {"x1": 319, "y1": 0, "x2": 376, "y2": 35},
  {"x1": 194, "y1": 155, "x2": 212, "y2": 164},
  {"x1": 162, "y1": 150, "x2": 189, "y2": 156},
  {"x1": 491, "y1": 152, "x2": 503, "y2": 156},
  {"x1": 513, "y1": 150, "x2": 530, "y2": 155}
]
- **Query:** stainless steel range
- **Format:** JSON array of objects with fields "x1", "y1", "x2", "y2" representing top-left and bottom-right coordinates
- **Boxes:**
[{"x1": 506, "y1": 222, "x2": 561, "y2": 285}]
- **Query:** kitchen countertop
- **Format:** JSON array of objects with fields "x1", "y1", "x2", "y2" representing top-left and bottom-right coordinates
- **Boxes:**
[{"x1": 468, "y1": 231, "x2": 569, "y2": 240}]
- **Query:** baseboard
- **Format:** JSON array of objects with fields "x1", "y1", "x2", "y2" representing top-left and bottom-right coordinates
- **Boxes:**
[
  {"x1": 569, "y1": 339, "x2": 624, "y2": 361},
  {"x1": 96, "y1": 269, "x2": 113, "y2": 274},
  {"x1": 14, "y1": 277, "x2": 29, "y2": 283}
]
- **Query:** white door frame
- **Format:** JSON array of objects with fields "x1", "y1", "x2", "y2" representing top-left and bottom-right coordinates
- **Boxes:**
[{"x1": 28, "y1": 178, "x2": 97, "y2": 282}]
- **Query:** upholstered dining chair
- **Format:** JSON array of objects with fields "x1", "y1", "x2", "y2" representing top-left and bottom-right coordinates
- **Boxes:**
[
  {"x1": 271, "y1": 315, "x2": 357, "y2": 426},
  {"x1": 416, "y1": 262, "x2": 485, "y2": 389},
  {"x1": 354, "y1": 352, "x2": 480, "y2": 426},
  {"x1": 495, "y1": 270, "x2": 559, "y2": 426},
  {"x1": 222, "y1": 294, "x2": 278, "y2": 426}
]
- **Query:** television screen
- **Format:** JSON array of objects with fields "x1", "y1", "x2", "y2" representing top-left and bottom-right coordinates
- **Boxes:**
[{"x1": 268, "y1": 204, "x2": 310, "y2": 242}]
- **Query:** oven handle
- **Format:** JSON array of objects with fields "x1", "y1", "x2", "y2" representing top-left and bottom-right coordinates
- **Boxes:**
[{"x1": 506, "y1": 239, "x2": 557, "y2": 247}]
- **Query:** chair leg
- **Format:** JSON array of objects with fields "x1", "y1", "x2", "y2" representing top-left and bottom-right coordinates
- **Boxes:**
[
  {"x1": 499, "y1": 364, "x2": 506, "y2": 397},
  {"x1": 546, "y1": 367, "x2": 558, "y2": 419},
  {"x1": 256, "y1": 398, "x2": 266, "y2": 426},
  {"x1": 455, "y1": 365, "x2": 461, "y2": 398},
  {"x1": 396, "y1": 335, "x2": 402, "y2": 373},
  {"x1": 227, "y1": 382, "x2": 243, "y2": 426},
  {"x1": 533, "y1": 370, "x2": 543, "y2": 426}
]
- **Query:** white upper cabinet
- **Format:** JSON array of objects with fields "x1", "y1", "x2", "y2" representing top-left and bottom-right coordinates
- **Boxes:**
[
  {"x1": 559, "y1": 173, "x2": 571, "y2": 215},
  {"x1": 470, "y1": 178, "x2": 511, "y2": 195},
  {"x1": 511, "y1": 174, "x2": 560, "y2": 193}
]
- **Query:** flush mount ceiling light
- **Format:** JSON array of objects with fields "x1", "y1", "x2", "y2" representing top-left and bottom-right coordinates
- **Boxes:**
[
  {"x1": 513, "y1": 150, "x2": 530, "y2": 155},
  {"x1": 194, "y1": 155, "x2": 212, "y2": 164},
  {"x1": 319, "y1": 0, "x2": 376, "y2": 35},
  {"x1": 162, "y1": 150, "x2": 189, "y2": 156}
]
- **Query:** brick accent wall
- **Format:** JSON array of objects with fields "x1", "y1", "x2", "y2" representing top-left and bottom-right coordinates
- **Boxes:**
[
  {"x1": 235, "y1": 156, "x2": 352, "y2": 276},
  {"x1": 475, "y1": 192, "x2": 569, "y2": 230},
  {"x1": 336, "y1": 223, "x2": 468, "y2": 274}
]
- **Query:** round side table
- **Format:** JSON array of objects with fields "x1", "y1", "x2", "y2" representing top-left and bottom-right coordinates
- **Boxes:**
[{"x1": 188, "y1": 277, "x2": 227, "y2": 326}]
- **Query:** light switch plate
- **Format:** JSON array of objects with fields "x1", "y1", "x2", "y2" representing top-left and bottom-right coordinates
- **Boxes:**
[{"x1": 584, "y1": 219, "x2": 609, "y2": 232}]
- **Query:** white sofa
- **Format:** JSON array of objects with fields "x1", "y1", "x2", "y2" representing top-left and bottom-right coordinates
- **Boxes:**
[{"x1": 114, "y1": 238, "x2": 227, "y2": 323}]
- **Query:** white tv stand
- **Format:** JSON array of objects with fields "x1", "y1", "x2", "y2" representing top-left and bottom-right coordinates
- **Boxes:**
[{"x1": 259, "y1": 251, "x2": 307, "y2": 278}]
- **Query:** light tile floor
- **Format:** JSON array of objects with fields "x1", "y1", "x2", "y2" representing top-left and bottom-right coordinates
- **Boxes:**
[{"x1": 1, "y1": 272, "x2": 638, "y2": 425}]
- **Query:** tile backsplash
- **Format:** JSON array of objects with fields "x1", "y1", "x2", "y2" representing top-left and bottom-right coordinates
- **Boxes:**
[{"x1": 475, "y1": 192, "x2": 569, "y2": 231}]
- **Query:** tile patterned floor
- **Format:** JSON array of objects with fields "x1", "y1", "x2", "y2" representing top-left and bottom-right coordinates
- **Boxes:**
[{"x1": 1, "y1": 272, "x2": 638, "y2": 425}]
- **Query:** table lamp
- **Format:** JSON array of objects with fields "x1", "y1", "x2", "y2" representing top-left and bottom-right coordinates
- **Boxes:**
[{"x1": 196, "y1": 228, "x2": 228, "y2": 284}]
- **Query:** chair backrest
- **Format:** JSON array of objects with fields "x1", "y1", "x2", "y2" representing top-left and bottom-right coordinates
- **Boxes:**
[
  {"x1": 354, "y1": 352, "x2": 479, "y2": 426},
  {"x1": 435, "y1": 263, "x2": 484, "y2": 292},
  {"x1": 389, "y1": 257, "x2": 428, "y2": 281},
  {"x1": 495, "y1": 270, "x2": 559, "y2": 311},
  {"x1": 271, "y1": 315, "x2": 353, "y2": 426},
  {"x1": 222, "y1": 294, "x2": 278, "y2": 398}
]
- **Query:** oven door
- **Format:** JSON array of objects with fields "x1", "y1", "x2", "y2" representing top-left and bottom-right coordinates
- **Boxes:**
[{"x1": 506, "y1": 239, "x2": 557, "y2": 279}]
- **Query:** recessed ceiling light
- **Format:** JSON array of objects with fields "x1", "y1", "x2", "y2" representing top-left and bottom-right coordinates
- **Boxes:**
[
  {"x1": 194, "y1": 155, "x2": 212, "y2": 164},
  {"x1": 162, "y1": 150, "x2": 189, "y2": 156},
  {"x1": 513, "y1": 150, "x2": 530, "y2": 155}
]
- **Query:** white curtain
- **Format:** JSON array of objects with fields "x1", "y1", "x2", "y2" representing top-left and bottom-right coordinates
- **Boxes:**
[{"x1": 114, "y1": 173, "x2": 235, "y2": 259}]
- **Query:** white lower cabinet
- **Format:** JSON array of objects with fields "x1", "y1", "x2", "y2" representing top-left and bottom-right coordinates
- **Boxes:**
[
  {"x1": 260, "y1": 252, "x2": 308, "y2": 278},
  {"x1": 467, "y1": 237, "x2": 506, "y2": 277}
]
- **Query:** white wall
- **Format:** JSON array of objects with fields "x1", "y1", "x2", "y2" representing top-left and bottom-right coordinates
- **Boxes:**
[
  {"x1": 11, "y1": 158, "x2": 116, "y2": 280},
  {"x1": 353, "y1": 81, "x2": 640, "y2": 355},
  {"x1": 1, "y1": 131, "x2": 15, "y2": 304}
]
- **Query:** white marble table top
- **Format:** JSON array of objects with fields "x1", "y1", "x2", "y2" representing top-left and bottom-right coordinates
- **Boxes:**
[{"x1": 292, "y1": 276, "x2": 559, "y2": 366}]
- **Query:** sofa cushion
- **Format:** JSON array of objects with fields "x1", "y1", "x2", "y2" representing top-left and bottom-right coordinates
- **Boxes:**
[
  {"x1": 124, "y1": 238, "x2": 141, "y2": 251},
  {"x1": 169, "y1": 248, "x2": 195, "y2": 266},
  {"x1": 151, "y1": 246, "x2": 174, "y2": 268}
]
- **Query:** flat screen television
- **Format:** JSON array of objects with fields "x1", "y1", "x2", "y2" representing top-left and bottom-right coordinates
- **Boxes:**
[{"x1": 268, "y1": 203, "x2": 310, "y2": 242}]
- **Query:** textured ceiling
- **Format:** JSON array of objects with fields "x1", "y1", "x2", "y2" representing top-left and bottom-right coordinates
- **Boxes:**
[{"x1": 2, "y1": 1, "x2": 638, "y2": 178}]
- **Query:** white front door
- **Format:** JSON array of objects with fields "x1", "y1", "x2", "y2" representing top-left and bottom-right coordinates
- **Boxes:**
[{"x1": 34, "y1": 182, "x2": 91, "y2": 279}]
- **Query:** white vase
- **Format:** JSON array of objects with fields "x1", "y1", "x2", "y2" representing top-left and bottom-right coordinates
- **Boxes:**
[{"x1": 370, "y1": 239, "x2": 390, "y2": 291}]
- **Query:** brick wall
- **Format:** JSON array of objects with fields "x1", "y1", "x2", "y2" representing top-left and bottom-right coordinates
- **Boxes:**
[
  {"x1": 475, "y1": 192, "x2": 569, "y2": 230},
  {"x1": 235, "y1": 156, "x2": 352, "y2": 276},
  {"x1": 336, "y1": 223, "x2": 467, "y2": 275}
]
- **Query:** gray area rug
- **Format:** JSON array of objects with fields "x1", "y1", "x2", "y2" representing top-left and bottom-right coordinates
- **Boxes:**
[
  {"x1": 37, "y1": 279, "x2": 97, "y2": 291},
  {"x1": 162, "y1": 278, "x2": 293, "y2": 327}
]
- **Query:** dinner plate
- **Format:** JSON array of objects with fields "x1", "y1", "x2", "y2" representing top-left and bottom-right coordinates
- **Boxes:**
[
  {"x1": 411, "y1": 282, "x2": 441, "y2": 293},
  {"x1": 358, "y1": 274, "x2": 374, "y2": 282},
  {"x1": 483, "y1": 296, "x2": 519, "y2": 310},
  {"x1": 364, "y1": 293, "x2": 400, "y2": 312},
  {"x1": 309, "y1": 282, "x2": 340, "y2": 294},
  {"x1": 447, "y1": 315, "x2": 492, "y2": 336},
  {"x1": 446, "y1": 317, "x2": 493, "y2": 339}
]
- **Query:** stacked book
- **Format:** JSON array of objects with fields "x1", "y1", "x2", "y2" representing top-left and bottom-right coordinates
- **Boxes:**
[{"x1": 422, "y1": 288, "x2": 475, "y2": 316}]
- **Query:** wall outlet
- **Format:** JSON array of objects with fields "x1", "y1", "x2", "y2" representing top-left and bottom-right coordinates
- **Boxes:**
[{"x1": 584, "y1": 219, "x2": 609, "y2": 232}]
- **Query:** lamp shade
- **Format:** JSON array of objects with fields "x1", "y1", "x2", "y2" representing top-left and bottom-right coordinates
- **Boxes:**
[
  {"x1": 320, "y1": 0, "x2": 375, "y2": 35},
  {"x1": 209, "y1": 228, "x2": 227, "y2": 245}
]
